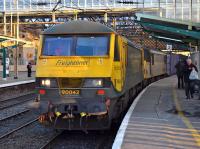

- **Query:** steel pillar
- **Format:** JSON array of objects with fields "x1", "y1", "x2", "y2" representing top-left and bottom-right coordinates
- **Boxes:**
[
  {"x1": 3, "y1": 12, "x2": 7, "y2": 36},
  {"x1": 13, "y1": 45, "x2": 18, "y2": 79},
  {"x1": 104, "y1": 12, "x2": 108, "y2": 23},
  {"x1": 14, "y1": 13, "x2": 19, "y2": 79},
  {"x1": 10, "y1": 13, "x2": 13, "y2": 36},
  {"x1": 174, "y1": 0, "x2": 177, "y2": 19},
  {"x1": 52, "y1": 12, "x2": 56, "y2": 22},
  {"x1": 3, "y1": 0, "x2": 6, "y2": 11},
  {"x1": 2, "y1": 48, "x2": 6, "y2": 80},
  {"x1": 198, "y1": 0, "x2": 200, "y2": 22},
  {"x1": 188, "y1": 0, "x2": 193, "y2": 30},
  {"x1": 190, "y1": 0, "x2": 193, "y2": 21},
  {"x1": 74, "y1": 11, "x2": 78, "y2": 21},
  {"x1": 181, "y1": 0, "x2": 184, "y2": 20}
]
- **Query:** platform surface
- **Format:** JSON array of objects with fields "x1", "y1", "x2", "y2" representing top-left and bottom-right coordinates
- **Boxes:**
[
  {"x1": 0, "y1": 71, "x2": 35, "y2": 87},
  {"x1": 113, "y1": 76, "x2": 200, "y2": 149}
]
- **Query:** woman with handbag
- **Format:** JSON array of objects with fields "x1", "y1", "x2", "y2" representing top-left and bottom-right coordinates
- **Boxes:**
[{"x1": 183, "y1": 58, "x2": 198, "y2": 99}]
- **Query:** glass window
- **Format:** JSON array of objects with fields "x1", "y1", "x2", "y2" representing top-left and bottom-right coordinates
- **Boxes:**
[
  {"x1": 42, "y1": 37, "x2": 73, "y2": 56},
  {"x1": 151, "y1": 54, "x2": 154, "y2": 65},
  {"x1": 144, "y1": 49, "x2": 151, "y2": 62},
  {"x1": 76, "y1": 36, "x2": 109, "y2": 56},
  {"x1": 114, "y1": 36, "x2": 120, "y2": 61},
  {"x1": 42, "y1": 35, "x2": 109, "y2": 56}
]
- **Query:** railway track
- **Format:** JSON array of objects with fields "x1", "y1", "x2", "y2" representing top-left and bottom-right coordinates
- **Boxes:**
[
  {"x1": 0, "y1": 118, "x2": 61, "y2": 149},
  {"x1": 0, "y1": 109, "x2": 30, "y2": 122},
  {"x1": 0, "y1": 118, "x2": 38, "y2": 139},
  {"x1": 0, "y1": 93, "x2": 35, "y2": 110},
  {"x1": 95, "y1": 132, "x2": 114, "y2": 149},
  {"x1": 40, "y1": 131, "x2": 116, "y2": 149},
  {"x1": 0, "y1": 114, "x2": 115, "y2": 149},
  {"x1": 39, "y1": 132, "x2": 63, "y2": 149}
]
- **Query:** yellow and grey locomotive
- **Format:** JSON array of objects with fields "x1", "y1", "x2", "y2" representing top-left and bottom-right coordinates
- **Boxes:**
[{"x1": 36, "y1": 21, "x2": 166, "y2": 130}]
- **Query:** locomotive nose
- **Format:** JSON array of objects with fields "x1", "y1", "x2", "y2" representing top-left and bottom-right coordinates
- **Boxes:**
[
  {"x1": 50, "y1": 98, "x2": 108, "y2": 116},
  {"x1": 94, "y1": 105, "x2": 101, "y2": 113}
]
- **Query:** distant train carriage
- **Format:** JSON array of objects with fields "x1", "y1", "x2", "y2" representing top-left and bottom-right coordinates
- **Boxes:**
[
  {"x1": 143, "y1": 49, "x2": 167, "y2": 82},
  {"x1": 36, "y1": 21, "x2": 144, "y2": 130},
  {"x1": 167, "y1": 53, "x2": 179, "y2": 75},
  {"x1": 167, "y1": 53, "x2": 187, "y2": 75}
]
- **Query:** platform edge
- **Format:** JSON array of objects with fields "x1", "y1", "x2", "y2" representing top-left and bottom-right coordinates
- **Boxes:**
[
  {"x1": 112, "y1": 84, "x2": 152, "y2": 149},
  {"x1": 0, "y1": 80, "x2": 35, "y2": 88}
]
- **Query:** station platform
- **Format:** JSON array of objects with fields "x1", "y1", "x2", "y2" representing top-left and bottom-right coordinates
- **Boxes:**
[
  {"x1": 112, "y1": 76, "x2": 200, "y2": 149},
  {"x1": 0, "y1": 71, "x2": 35, "y2": 88}
]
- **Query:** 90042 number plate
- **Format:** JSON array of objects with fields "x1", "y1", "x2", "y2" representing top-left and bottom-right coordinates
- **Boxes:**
[{"x1": 61, "y1": 89, "x2": 80, "y2": 96}]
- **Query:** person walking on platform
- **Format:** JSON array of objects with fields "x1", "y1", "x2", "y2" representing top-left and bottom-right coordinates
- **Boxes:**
[
  {"x1": 183, "y1": 58, "x2": 198, "y2": 99},
  {"x1": 175, "y1": 59, "x2": 185, "y2": 89},
  {"x1": 27, "y1": 62, "x2": 32, "y2": 77}
]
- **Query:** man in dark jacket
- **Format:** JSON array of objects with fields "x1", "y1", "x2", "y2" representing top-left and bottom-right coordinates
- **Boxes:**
[
  {"x1": 27, "y1": 62, "x2": 32, "y2": 77},
  {"x1": 175, "y1": 59, "x2": 185, "y2": 89},
  {"x1": 183, "y1": 58, "x2": 198, "y2": 99}
]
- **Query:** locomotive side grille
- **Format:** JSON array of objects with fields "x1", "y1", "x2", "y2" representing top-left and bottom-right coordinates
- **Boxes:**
[{"x1": 58, "y1": 78, "x2": 82, "y2": 88}]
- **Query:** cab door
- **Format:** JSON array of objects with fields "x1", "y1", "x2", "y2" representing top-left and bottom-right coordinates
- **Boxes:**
[{"x1": 112, "y1": 35, "x2": 126, "y2": 92}]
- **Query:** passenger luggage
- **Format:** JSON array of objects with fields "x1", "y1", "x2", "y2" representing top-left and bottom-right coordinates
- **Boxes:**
[
  {"x1": 191, "y1": 80, "x2": 199, "y2": 92},
  {"x1": 189, "y1": 69, "x2": 200, "y2": 97},
  {"x1": 190, "y1": 80, "x2": 200, "y2": 100},
  {"x1": 189, "y1": 69, "x2": 199, "y2": 80}
]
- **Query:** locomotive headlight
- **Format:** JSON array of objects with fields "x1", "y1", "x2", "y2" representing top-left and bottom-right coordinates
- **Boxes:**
[
  {"x1": 41, "y1": 80, "x2": 45, "y2": 86},
  {"x1": 45, "y1": 79, "x2": 51, "y2": 86},
  {"x1": 41, "y1": 79, "x2": 51, "y2": 87},
  {"x1": 84, "y1": 79, "x2": 103, "y2": 87}
]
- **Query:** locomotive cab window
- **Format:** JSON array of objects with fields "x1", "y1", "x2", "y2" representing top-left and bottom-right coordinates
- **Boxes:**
[
  {"x1": 76, "y1": 36, "x2": 109, "y2": 56},
  {"x1": 42, "y1": 36, "x2": 73, "y2": 56},
  {"x1": 114, "y1": 36, "x2": 120, "y2": 61},
  {"x1": 164, "y1": 55, "x2": 167, "y2": 64},
  {"x1": 144, "y1": 49, "x2": 151, "y2": 62},
  {"x1": 42, "y1": 35, "x2": 109, "y2": 56},
  {"x1": 151, "y1": 54, "x2": 154, "y2": 65}
]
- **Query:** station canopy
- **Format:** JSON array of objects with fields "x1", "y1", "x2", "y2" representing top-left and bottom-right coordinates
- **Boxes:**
[
  {"x1": 0, "y1": 38, "x2": 7, "y2": 43},
  {"x1": 135, "y1": 12, "x2": 200, "y2": 46},
  {"x1": 0, "y1": 1, "x2": 199, "y2": 23},
  {"x1": 1, "y1": 1, "x2": 200, "y2": 50},
  {"x1": 0, "y1": 36, "x2": 27, "y2": 49}
]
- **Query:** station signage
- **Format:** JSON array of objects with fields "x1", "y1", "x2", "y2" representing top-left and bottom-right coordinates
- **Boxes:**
[{"x1": 166, "y1": 44, "x2": 172, "y2": 51}]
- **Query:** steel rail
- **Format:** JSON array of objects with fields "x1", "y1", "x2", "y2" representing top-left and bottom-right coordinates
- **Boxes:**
[
  {"x1": 0, "y1": 94, "x2": 35, "y2": 111},
  {"x1": 0, "y1": 118, "x2": 38, "y2": 139},
  {"x1": 0, "y1": 109, "x2": 30, "y2": 122},
  {"x1": 39, "y1": 132, "x2": 63, "y2": 149}
]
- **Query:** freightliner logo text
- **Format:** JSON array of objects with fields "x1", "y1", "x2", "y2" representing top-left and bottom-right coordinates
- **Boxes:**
[{"x1": 56, "y1": 60, "x2": 89, "y2": 66}]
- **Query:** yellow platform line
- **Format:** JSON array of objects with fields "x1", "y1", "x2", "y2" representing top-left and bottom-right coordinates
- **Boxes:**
[{"x1": 172, "y1": 86, "x2": 200, "y2": 147}]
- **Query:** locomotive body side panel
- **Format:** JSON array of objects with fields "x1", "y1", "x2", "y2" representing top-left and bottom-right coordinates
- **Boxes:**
[{"x1": 125, "y1": 42, "x2": 143, "y2": 90}]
